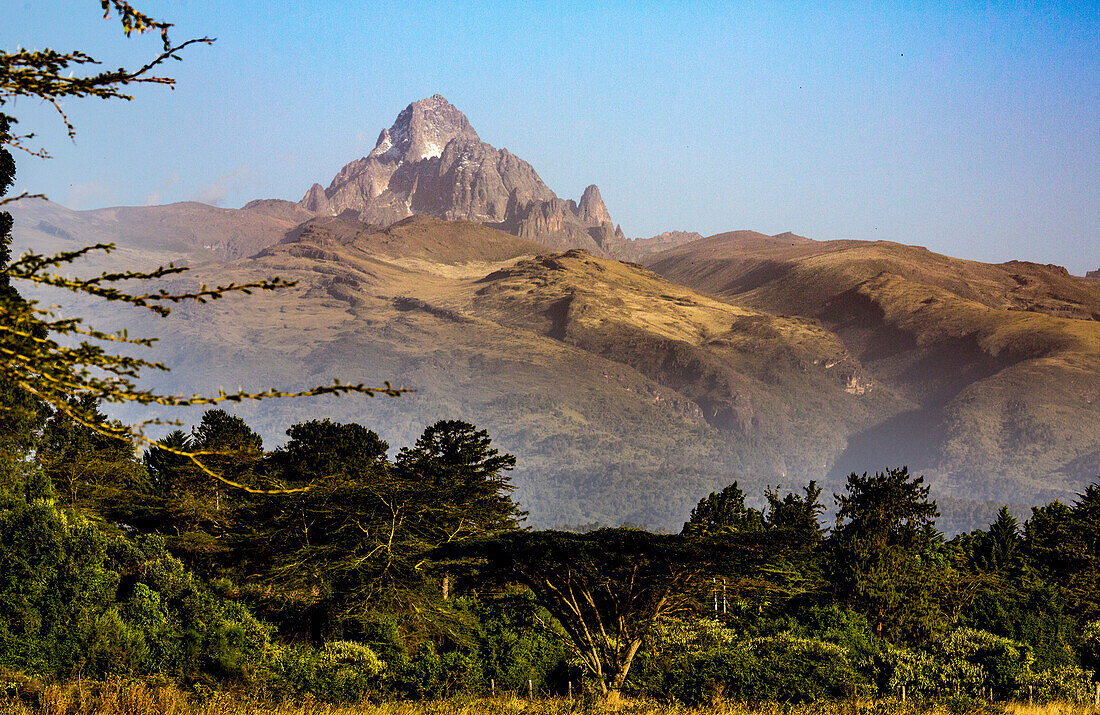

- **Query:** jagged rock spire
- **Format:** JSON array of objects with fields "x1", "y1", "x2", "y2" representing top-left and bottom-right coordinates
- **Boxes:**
[
  {"x1": 297, "y1": 96, "x2": 620, "y2": 254},
  {"x1": 578, "y1": 184, "x2": 612, "y2": 225}
]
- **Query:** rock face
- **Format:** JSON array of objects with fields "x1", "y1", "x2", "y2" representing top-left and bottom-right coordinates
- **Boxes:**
[
  {"x1": 578, "y1": 184, "x2": 612, "y2": 224},
  {"x1": 299, "y1": 95, "x2": 624, "y2": 253},
  {"x1": 608, "y1": 230, "x2": 705, "y2": 261},
  {"x1": 1088, "y1": 267, "x2": 1100, "y2": 280}
]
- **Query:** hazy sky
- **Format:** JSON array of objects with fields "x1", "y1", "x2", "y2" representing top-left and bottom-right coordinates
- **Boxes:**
[{"x1": 6, "y1": 1, "x2": 1099, "y2": 274}]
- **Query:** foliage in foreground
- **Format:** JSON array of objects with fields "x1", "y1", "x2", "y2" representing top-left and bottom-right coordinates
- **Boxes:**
[{"x1": 3, "y1": 414, "x2": 1100, "y2": 705}]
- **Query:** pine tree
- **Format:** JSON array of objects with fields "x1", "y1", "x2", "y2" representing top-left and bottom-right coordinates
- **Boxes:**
[
  {"x1": 829, "y1": 467, "x2": 945, "y2": 643},
  {"x1": 681, "y1": 480, "x2": 765, "y2": 536}
]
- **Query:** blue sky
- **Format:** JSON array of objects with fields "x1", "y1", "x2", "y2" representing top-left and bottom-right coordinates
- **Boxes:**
[{"x1": 6, "y1": 1, "x2": 1099, "y2": 273}]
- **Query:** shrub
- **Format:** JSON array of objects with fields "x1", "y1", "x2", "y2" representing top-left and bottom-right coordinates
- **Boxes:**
[
  {"x1": 874, "y1": 642, "x2": 940, "y2": 694},
  {"x1": 634, "y1": 618, "x2": 865, "y2": 704},
  {"x1": 876, "y1": 627, "x2": 1083, "y2": 701},
  {"x1": 404, "y1": 641, "x2": 444, "y2": 699},
  {"x1": 0, "y1": 489, "x2": 273, "y2": 682},
  {"x1": 627, "y1": 617, "x2": 739, "y2": 698},
  {"x1": 470, "y1": 593, "x2": 572, "y2": 694},
  {"x1": 934, "y1": 628, "x2": 1032, "y2": 696},
  {"x1": 788, "y1": 603, "x2": 881, "y2": 674},
  {"x1": 1021, "y1": 663, "x2": 1094, "y2": 702},
  {"x1": 1081, "y1": 619, "x2": 1100, "y2": 681},
  {"x1": 265, "y1": 640, "x2": 384, "y2": 702},
  {"x1": 736, "y1": 633, "x2": 865, "y2": 702}
]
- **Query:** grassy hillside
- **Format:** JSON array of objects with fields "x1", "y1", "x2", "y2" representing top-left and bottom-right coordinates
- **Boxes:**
[
  {"x1": 648, "y1": 234, "x2": 1100, "y2": 507},
  {"x1": 15, "y1": 206, "x2": 1096, "y2": 530},
  {"x1": 74, "y1": 217, "x2": 900, "y2": 529}
]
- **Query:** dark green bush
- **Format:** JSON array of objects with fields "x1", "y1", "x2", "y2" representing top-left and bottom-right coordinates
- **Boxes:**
[
  {"x1": 404, "y1": 641, "x2": 444, "y2": 698},
  {"x1": 633, "y1": 618, "x2": 865, "y2": 704},
  {"x1": 0, "y1": 486, "x2": 271, "y2": 681},
  {"x1": 470, "y1": 593, "x2": 573, "y2": 694},
  {"x1": 663, "y1": 642, "x2": 756, "y2": 705},
  {"x1": 742, "y1": 633, "x2": 864, "y2": 701}
]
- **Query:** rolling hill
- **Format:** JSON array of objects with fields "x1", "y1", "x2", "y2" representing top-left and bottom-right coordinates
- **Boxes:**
[
  {"x1": 67, "y1": 215, "x2": 882, "y2": 529},
  {"x1": 16, "y1": 210, "x2": 1091, "y2": 533},
  {"x1": 647, "y1": 233, "x2": 1100, "y2": 525}
]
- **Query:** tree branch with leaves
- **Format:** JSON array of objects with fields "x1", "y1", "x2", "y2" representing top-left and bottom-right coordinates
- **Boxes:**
[{"x1": 0, "y1": 3, "x2": 404, "y2": 493}]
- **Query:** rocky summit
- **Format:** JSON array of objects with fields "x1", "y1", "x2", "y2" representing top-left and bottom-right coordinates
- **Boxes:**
[{"x1": 298, "y1": 95, "x2": 626, "y2": 253}]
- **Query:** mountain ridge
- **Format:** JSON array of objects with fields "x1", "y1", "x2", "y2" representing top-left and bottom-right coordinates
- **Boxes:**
[
  {"x1": 6, "y1": 96, "x2": 1097, "y2": 533},
  {"x1": 17, "y1": 208, "x2": 1092, "y2": 532},
  {"x1": 647, "y1": 234, "x2": 1100, "y2": 505}
]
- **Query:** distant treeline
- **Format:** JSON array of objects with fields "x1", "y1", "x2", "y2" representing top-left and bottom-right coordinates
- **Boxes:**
[{"x1": 0, "y1": 402, "x2": 1098, "y2": 704}]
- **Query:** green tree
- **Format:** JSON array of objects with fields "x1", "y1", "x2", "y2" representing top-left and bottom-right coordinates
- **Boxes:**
[
  {"x1": 36, "y1": 394, "x2": 149, "y2": 514},
  {"x1": 155, "y1": 411, "x2": 266, "y2": 572},
  {"x1": 394, "y1": 420, "x2": 522, "y2": 601},
  {"x1": 765, "y1": 480, "x2": 826, "y2": 549},
  {"x1": 256, "y1": 420, "x2": 521, "y2": 640},
  {"x1": 126, "y1": 412, "x2": 268, "y2": 574},
  {"x1": 250, "y1": 418, "x2": 393, "y2": 621},
  {"x1": 187, "y1": 409, "x2": 264, "y2": 521},
  {"x1": 1024, "y1": 482, "x2": 1100, "y2": 621},
  {"x1": 141, "y1": 429, "x2": 193, "y2": 526},
  {"x1": 949, "y1": 507, "x2": 1077, "y2": 668},
  {"x1": 267, "y1": 419, "x2": 389, "y2": 485},
  {"x1": 829, "y1": 467, "x2": 945, "y2": 643},
  {"x1": 444, "y1": 528, "x2": 783, "y2": 700},
  {"x1": 395, "y1": 420, "x2": 523, "y2": 547},
  {"x1": 682, "y1": 480, "x2": 764, "y2": 536},
  {"x1": 259, "y1": 420, "x2": 407, "y2": 626},
  {"x1": 759, "y1": 481, "x2": 828, "y2": 604},
  {"x1": 971, "y1": 506, "x2": 1023, "y2": 574}
]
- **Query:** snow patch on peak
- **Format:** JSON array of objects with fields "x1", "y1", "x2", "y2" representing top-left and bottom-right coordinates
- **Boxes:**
[
  {"x1": 418, "y1": 141, "x2": 444, "y2": 160},
  {"x1": 370, "y1": 129, "x2": 394, "y2": 158},
  {"x1": 367, "y1": 96, "x2": 473, "y2": 164}
]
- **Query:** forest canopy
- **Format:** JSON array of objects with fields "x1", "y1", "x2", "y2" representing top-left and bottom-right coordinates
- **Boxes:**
[{"x1": 1, "y1": 400, "x2": 1099, "y2": 704}]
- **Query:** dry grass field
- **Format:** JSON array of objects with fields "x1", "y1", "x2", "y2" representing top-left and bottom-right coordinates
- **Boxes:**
[{"x1": 2, "y1": 679, "x2": 1098, "y2": 715}]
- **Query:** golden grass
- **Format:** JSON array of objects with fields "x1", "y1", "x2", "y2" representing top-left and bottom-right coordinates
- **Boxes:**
[
  {"x1": 1003, "y1": 703, "x2": 1100, "y2": 715},
  {"x1": 2, "y1": 679, "x2": 1098, "y2": 715}
]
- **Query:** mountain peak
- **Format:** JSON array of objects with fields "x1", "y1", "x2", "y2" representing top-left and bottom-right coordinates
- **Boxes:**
[
  {"x1": 299, "y1": 97, "x2": 618, "y2": 252},
  {"x1": 578, "y1": 184, "x2": 611, "y2": 225},
  {"x1": 369, "y1": 94, "x2": 479, "y2": 162}
]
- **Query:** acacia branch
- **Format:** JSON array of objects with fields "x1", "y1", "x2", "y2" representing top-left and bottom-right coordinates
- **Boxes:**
[{"x1": 0, "y1": 191, "x2": 46, "y2": 206}]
